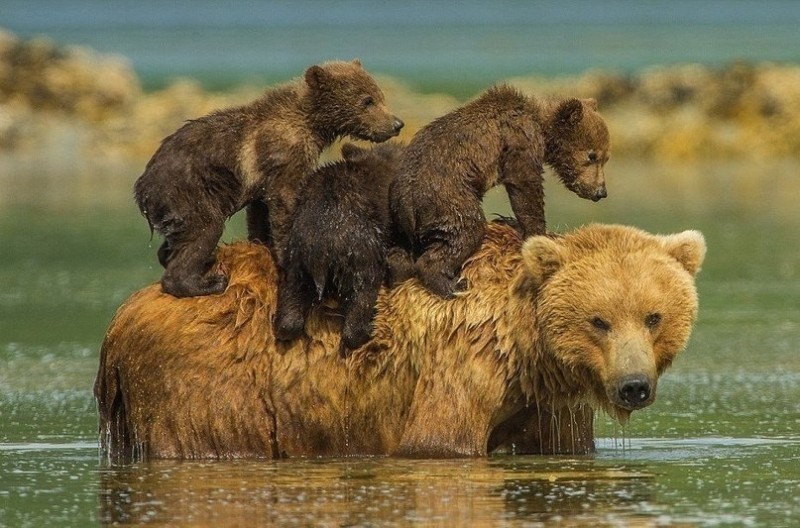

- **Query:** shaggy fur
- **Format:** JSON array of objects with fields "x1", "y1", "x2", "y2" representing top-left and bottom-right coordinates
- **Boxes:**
[
  {"x1": 133, "y1": 60, "x2": 403, "y2": 298},
  {"x1": 95, "y1": 222, "x2": 704, "y2": 460},
  {"x1": 274, "y1": 142, "x2": 406, "y2": 353},
  {"x1": 390, "y1": 85, "x2": 610, "y2": 297}
]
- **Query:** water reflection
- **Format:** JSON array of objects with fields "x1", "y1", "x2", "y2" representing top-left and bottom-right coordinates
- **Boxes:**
[
  {"x1": 97, "y1": 457, "x2": 655, "y2": 526},
  {"x1": 90, "y1": 436, "x2": 800, "y2": 525},
  {"x1": 4, "y1": 437, "x2": 797, "y2": 526}
]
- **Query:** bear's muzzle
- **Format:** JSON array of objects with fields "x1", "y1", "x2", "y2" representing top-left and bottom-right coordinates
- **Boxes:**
[{"x1": 606, "y1": 330, "x2": 657, "y2": 412}]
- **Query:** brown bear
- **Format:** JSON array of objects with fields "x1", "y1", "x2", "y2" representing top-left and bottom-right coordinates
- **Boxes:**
[
  {"x1": 274, "y1": 141, "x2": 405, "y2": 353},
  {"x1": 133, "y1": 59, "x2": 404, "y2": 298},
  {"x1": 390, "y1": 84, "x2": 610, "y2": 297},
  {"x1": 94, "y1": 221, "x2": 705, "y2": 460}
]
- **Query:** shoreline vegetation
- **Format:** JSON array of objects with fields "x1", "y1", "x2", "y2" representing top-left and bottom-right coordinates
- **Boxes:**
[{"x1": 2, "y1": 28, "x2": 800, "y2": 165}]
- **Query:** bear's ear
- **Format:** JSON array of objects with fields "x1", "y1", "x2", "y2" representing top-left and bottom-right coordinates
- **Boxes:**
[
  {"x1": 553, "y1": 98, "x2": 584, "y2": 129},
  {"x1": 660, "y1": 230, "x2": 707, "y2": 276},
  {"x1": 581, "y1": 98, "x2": 598, "y2": 110},
  {"x1": 341, "y1": 142, "x2": 368, "y2": 161},
  {"x1": 520, "y1": 236, "x2": 567, "y2": 288},
  {"x1": 352, "y1": 58, "x2": 362, "y2": 68},
  {"x1": 304, "y1": 65, "x2": 328, "y2": 90}
]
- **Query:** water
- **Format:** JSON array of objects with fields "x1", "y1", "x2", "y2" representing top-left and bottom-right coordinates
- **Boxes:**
[
  {"x1": 1, "y1": 439, "x2": 798, "y2": 526},
  {"x1": 2, "y1": 438, "x2": 799, "y2": 525},
  {"x1": 1, "y1": 157, "x2": 799, "y2": 525},
  {"x1": 3, "y1": 1, "x2": 800, "y2": 95}
]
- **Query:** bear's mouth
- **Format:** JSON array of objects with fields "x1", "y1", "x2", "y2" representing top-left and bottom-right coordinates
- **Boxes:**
[
  {"x1": 607, "y1": 384, "x2": 656, "y2": 419},
  {"x1": 611, "y1": 406, "x2": 633, "y2": 424},
  {"x1": 569, "y1": 182, "x2": 606, "y2": 202},
  {"x1": 598, "y1": 375, "x2": 657, "y2": 424},
  {"x1": 358, "y1": 129, "x2": 400, "y2": 143}
]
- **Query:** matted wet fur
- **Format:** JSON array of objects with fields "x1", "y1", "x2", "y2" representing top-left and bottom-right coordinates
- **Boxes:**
[
  {"x1": 133, "y1": 59, "x2": 402, "y2": 298},
  {"x1": 95, "y1": 222, "x2": 704, "y2": 460},
  {"x1": 390, "y1": 85, "x2": 610, "y2": 297},
  {"x1": 274, "y1": 142, "x2": 406, "y2": 353}
]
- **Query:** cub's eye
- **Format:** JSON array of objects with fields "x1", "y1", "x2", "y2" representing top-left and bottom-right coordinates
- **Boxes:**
[
  {"x1": 361, "y1": 96, "x2": 375, "y2": 108},
  {"x1": 645, "y1": 313, "x2": 662, "y2": 328},
  {"x1": 587, "y1": 151, "x2": 599, "y2": 163},
  {"x1": 591, "y1": 317, "x2": 611, "y2": 332}
]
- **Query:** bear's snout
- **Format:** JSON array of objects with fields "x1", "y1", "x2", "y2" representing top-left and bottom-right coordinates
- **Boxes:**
[
  {"x1": 591, "y1": 184, "x2": 607, "y2": 202},
  {"x1": 392, "y1": 117, "x2": 405, "y2": 134},
  {"x1": 363, "y1": 115, "x2": 404, "y2": 142},
  {"x1": 606, "y1": 332, "x2": 657, "y2": 413},
  {"x1": 616, "y1": 374, "x2": 652, "y2": 409}
]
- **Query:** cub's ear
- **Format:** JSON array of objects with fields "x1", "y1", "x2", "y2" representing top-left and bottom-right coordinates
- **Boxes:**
[
  {"x1": 304, "y1": 65, "x2": 328, "y2": 90},
  {"x1": 341, "y1": 142, "x2": 368, "y2": 161},
  {"x1": 352, "y1": 58, "x2": 363, "y2": 68},
  {"x1": 660, "y1": 230, "x2": 706, "y2": 276},
  {"x1": 581, "y1": 97, "x2": 598, "y2": 110},
  {"x1": 554, "y1": 98, "x2": 584, "y2": 129},
  {"x1": 520, "y1": 236, "x2": 567, "y2": 289}
]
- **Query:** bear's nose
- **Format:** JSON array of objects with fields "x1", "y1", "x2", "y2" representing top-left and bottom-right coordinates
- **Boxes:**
[
  {"x1": 592, "y1": 185, "x2": 607, "y2": 202},
  {"x1": 618, "y1": 375, "x2": 651, "y2": 407},
  {"x1": 392, "y1": 118, "x2": 404, "y2": 133}
]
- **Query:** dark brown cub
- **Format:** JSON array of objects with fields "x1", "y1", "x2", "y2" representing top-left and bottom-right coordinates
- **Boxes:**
[{"x1": 134, "y1": 60, "x2": 403, "y2": 297}]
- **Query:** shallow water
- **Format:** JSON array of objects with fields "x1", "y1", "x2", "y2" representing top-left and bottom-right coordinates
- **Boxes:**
[
  {"x1": 1, "y1": 436, "x2": 798, "y2": 526},
  {"x1": 1, "y1": 159, "x2": 799, "y2": 526}
]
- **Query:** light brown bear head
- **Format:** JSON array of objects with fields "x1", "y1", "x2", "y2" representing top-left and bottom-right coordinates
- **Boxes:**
[
  {"x1": 305, "y1": 59, "x2": 404, "y2": 143},
  {"x1": 519, "y1": 224, "x2": 705, "y2": 422},
  {"x1": 544, "y1": 98, "x2": 611, "y2": 202}
]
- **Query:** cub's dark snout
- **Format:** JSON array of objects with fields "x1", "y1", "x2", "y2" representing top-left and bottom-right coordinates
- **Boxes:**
[{"x1": 592, "y1": 185, "x2": 608, "y2": 202}]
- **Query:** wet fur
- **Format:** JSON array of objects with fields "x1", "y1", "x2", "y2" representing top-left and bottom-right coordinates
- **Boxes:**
[
  {"x1": 390, "y1": 85, "x2": 610, "y2": 297},
  {"x1": 133, "y1": 60, "x2": 402, "y2": 298},
  {"x1": 95, "y1": 222, "x2": 703, "y2": 460},
  {"x1": 274, "y1": 142, "x2": 406, "y2": 352}
]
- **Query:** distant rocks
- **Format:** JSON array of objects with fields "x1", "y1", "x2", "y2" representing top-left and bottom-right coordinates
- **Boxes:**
[
  {"x1": 510, "y1": 61, "x2": 800, "y2": 159},
  {"x1": 2, "y1": 28, "x2": 800, "y2": 162},
  {"x1": 0, "y1": 29, "x2": 137, "y2": 153}
]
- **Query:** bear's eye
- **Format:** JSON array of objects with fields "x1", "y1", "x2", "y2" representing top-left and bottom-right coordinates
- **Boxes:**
[
  {"x1": 591, "y1": 317, "x2": 611, "y2": 332},
  {"x1": 587, "y1": 151, "x2": 598, "y2": 163},
  {"x1": 361, "y1": 96, "x2": 375, "y2": 108},
  {"x1": 645, "y1": 313, "x2": 662, "y2": 328}
]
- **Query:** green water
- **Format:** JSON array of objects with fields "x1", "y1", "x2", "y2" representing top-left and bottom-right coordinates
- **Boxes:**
[{"x1": 1, "y1": 159, "x2": 799, "y2": 526}]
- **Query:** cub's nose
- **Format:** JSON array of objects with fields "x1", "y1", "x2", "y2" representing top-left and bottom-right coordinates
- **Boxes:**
[
  {"x1": 392, "y1": 118, "x2": 405, "y2": 133},
  {"x1": 618, "y1": 375, "x2": 651, "y2": 408},
  {"x1": 592, "y1": 185, "x2": 607, "y2": 202}
]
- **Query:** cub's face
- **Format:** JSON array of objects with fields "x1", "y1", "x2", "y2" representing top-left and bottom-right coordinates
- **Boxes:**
[
  {"x1": 546, "y1": 98, "x2": 611, "y2": 202},
  {"x1": 305, "y1": 60, "x2": 404, "y2": 142},
  {"x1": 520, "y1": 225, "x2": 706, "y2": 422},
  {"x1": 564, "y1": 140, "x2": 610, "y2": 202}
]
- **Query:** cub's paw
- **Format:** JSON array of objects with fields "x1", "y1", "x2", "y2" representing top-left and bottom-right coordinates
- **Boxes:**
[
  {"x1": 419, "y1": 272, "x2": 464, "y2": 299},
  {"x1": 162, "y1": 272, "x2": 227, "y2": 298},
  {"x1": 341, "y1": 325, "x2": 372, "y2": 357},
  {"x1": 274, "y1": 312, "x2": 305, "y2": 343},
  {"x1": 202, "y1": 273, "x2": 228, "y2": 295}
]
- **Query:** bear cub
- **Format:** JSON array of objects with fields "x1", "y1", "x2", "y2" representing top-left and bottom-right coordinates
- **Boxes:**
[
  {"x1": 390, "y1": 84, "x2": 610, "y2": 298},
  {"x1": 134, "y1": 60, "x2": 403, "y2": 298},
  {"x1": 275, "y1": 142, "x2": 405, "y2": 354}
]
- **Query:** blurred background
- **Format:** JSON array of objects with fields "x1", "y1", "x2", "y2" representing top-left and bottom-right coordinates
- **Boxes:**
[{"x1": 1, "y1": 1, "x2": 799, "y2": 526}]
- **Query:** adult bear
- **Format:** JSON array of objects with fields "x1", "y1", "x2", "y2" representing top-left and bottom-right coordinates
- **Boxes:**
[{"x1": 95, "y1": 222, "x2": 705, "y2": 460}]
